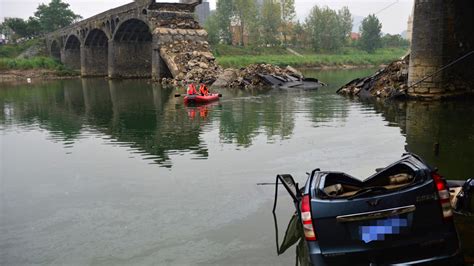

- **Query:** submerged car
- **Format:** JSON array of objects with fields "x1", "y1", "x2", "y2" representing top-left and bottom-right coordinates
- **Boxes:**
[{"x1": 276, "y1": 153, "x2": 467, "y2": 265}]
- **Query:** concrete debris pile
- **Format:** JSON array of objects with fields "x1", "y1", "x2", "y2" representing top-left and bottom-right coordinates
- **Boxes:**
[
  {"x1": 160, "y1": 40, "x2": 222, "y2": 85},
  {"x1": 228, "y1": 64, "x2": 303, "y2": 89},
  {"x1": 212, "y1": 64, "x2": 305, "y2": 89},
  {"x1": 159, "y1": 40, "x2": 313, "y2": 89},
  {"x1": 337, "y1": 55, "x2": 410, "y2": 99}
]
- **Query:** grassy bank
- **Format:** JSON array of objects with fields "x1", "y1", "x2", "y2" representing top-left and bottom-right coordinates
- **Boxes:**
[
  {"x1": 215, "y1": 46, "x2": 408, "y2": 68},
  {"x1": 0, "y1": 39, "x2": 78, "y2": 77},
  {"x1": 0, "y1": 57, "x2": 61, "y2": 70},
  {"x1": 0, "y1": 57, "x2": 79, "y2": 78}
]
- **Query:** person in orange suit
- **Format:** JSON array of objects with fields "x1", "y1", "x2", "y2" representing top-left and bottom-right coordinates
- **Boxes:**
[
  {"x1": 199, "y1": 83, "x2": 209, "y2": 96},
  {"x1": 187, "y1": 83, "x2": 197, "y2": 95}
]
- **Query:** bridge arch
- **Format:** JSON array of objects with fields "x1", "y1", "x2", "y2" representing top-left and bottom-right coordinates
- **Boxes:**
[
  {"x1": 113, "y1": 18, "x2": 151, "y2": 42},
  {"x1": 82, "y1": 29, "x2": 110, "y2": 76},
  {"x1": 50, "y1": 40, "x2": 61, "y2": 61},
  {"x1": 63, "y1": 34, "x2": 81, "y2": 70},
  {"x1": 109, "y1": 18, "x2": 152, "y2": 78}
]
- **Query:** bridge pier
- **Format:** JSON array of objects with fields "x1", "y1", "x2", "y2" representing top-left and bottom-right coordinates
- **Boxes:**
[
  {"x1": 81, "y1": 45, "x2": 108, "y2": 76},
  {"x1": 151, "y1": 41, "x2": 172, "y2": 81},
  {"x1": 62, "y1": 47, "x2": 81, "y2": 70},
  {"x1": 408, "y1": 0, "x2": 474, "y2": 98},
  {"x1": 151, "y1": 47, "x2": 161, "y2": 81},
  {"x1": 108, "y1": 40, "x2": 116, "y2": 79}
]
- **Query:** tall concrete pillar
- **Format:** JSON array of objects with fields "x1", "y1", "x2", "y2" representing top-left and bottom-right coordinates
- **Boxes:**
[
  {"x1": 408, "y1": 0, "x2": 446, "y2": 97},
  {"x1": 409, "y1": 0, "x2": 474, "y2": 98}
]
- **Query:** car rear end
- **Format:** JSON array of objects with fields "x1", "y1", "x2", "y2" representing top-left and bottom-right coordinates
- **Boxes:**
[{"x1": 298, "y1": 154, "x2": 463, "y2": 265}]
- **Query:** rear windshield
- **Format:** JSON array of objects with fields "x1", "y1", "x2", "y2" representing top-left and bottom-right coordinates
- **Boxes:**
[{"x1": 318, "y1": 164, "x2": 421, "y2": 199}]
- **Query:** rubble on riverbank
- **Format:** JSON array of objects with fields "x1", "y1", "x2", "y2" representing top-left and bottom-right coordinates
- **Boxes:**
[
  {"x1": 159, "y1": 40, "x2": 309, "y2": 89},
  {"x1": 337, "y1": 55, "x2": 409, "y2": 99},
  {"x1": 220, "y1": 64, "x2": 304, "y2": 89}
]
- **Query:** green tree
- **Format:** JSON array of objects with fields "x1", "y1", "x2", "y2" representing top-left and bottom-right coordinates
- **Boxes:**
[
  {"x1": 204, "y1": 11, "x2": 220, "y2": 45},
  {"x1": 247, "y1": 9, "x2": 262, "y2": 46},
  {"x1": 337, "y1": 6, "x2": 353, "y2": 45},
  {"x1": 26, "y1": 17, "x2": 42, "y2": 37},
  {"x1": 34, "y1": 0, "x2": 82, "y2": 33},
  {"x1": 359, "y1": 14, "x2": 382, "y2": 53},
  {"x1": 291, "y1": 20, "x2": 307, "y2": 47},
  {"x1": 261, "y1": 0, "x2": 282, "y2": 46},
  {"x1": 4, "y1": 18, "x2": 29, "y2": 38},
  {"x1": 216, "y1": 0, "x2": 234, "y2": 45},
  {"x1": 382, "y1": 34, "x2": 409, "y2": 48},
  {"x1": 4, "y1": 17, "x2": 43, "y2": 39},
  {"x1": 280, "y1": 0, "x2": 296, "y2": 46},
  {"x1": 306, "y1": 6, "x2": 344, "y2": 52},
  {"x1": 233, "y1": 0, "x2": 257, "y2": 46}
]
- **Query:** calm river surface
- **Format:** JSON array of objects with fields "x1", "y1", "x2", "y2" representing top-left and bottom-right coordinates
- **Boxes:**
[{"x1": 1, "y1": 68, "x2": 473, "y2": 265}]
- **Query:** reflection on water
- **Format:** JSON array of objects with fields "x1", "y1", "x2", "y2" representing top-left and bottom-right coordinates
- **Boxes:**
[
  {"x1": 1, "y1": 77, "x2": 354, "y2": 167},
  {"x1": 1, "y1": 68, "x2": 473, "y2": 264},
  {"x1": 3, "y1": 71, "x2": 470, "y2": 175},
  {"x1": 356, "y1": 97, "x2": 474, "y2": 180}
]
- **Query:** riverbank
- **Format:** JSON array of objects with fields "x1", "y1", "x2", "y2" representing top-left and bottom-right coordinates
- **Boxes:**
[
  {"x1": 215, "y1": 46, "x2": 408, "y2": 69},
  {"x1": 0, "y1": 57, "x2": 79, "y2": 82},
  {"x1": 0, "y1": 43, "x2": 407, "y2": 83},
  {"x1": 0, "y1": 68, "x2": 79, "y2": 83}
]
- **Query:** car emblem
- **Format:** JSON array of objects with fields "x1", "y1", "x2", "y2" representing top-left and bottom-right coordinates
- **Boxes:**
[{"x1": 367, "y1": 199, "x2": 380, "y2": 207}]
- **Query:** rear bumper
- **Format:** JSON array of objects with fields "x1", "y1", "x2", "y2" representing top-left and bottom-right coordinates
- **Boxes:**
[
  {"x1": 391, "y1": 250, "x2": 464, "y2": 265},
  {"x1": 307, "y1": 237, "x2": 463, "y2": 266},
  {"x1": 309, "y1": 250, "x2": 463, "y2": 266}
]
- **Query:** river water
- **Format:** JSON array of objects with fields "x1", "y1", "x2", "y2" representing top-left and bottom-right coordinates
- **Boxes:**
[{"x1": 1, "y1": 68, "x2": 473, "y2": 264}]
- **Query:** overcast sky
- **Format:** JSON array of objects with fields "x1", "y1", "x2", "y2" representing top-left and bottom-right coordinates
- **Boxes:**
[{"x1": 0, "y1": 0, "x2": 414, "y2": 34}]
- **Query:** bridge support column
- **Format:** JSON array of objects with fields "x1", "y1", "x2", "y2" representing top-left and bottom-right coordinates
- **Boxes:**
[
  {"x1": 408, "y1": 0, "x2": 474, "y2": 98},
  {"x1": 82, "y1": 45, "x2": 108, "y2": 77},
  {"x1": 408, "y1": 0, "x2": 445, "y2": 97},
  {"x1": 108, "y1": 40, "x2": 117, "y2": 79},
  {"x1": 151, "y1": 47, "x2": 160, "y2": 81},
  {"x1": 61, "y1": 47, "x2": 81, "y2": 70},
  {"x1": 151, "y1": 44, "x2": 172, "y2": 81}
]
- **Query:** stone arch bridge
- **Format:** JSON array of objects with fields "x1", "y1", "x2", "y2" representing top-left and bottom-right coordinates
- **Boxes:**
[{"x1": 45, "y1": 0, "x2": 208, "y2": 80}]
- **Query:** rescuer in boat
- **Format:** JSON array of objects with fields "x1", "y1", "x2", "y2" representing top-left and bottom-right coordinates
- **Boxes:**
[
  {"x1": 187, "y1": 83, "x2": 197, "y2": 95},
  {"x1": 199, "y1": 83, "x2": 210, "y2": 96}
]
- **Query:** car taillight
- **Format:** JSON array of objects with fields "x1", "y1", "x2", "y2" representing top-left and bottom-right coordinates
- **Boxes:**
[
  {"x1": 301, "y1": 195, "x2": 317, "y2": 241},
  {"x1": 432, "y1": 172, "x2": 453, "y2": 220}
]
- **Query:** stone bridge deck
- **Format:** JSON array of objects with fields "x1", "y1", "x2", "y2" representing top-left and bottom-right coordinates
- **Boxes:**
[{"x1": 45, "y1": 0, "x2": 210, "y2": 80}]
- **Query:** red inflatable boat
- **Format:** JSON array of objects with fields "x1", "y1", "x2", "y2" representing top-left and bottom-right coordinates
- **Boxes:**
[{"x1": 184, "y1": 94, "x2": 220, "y2": 104}]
